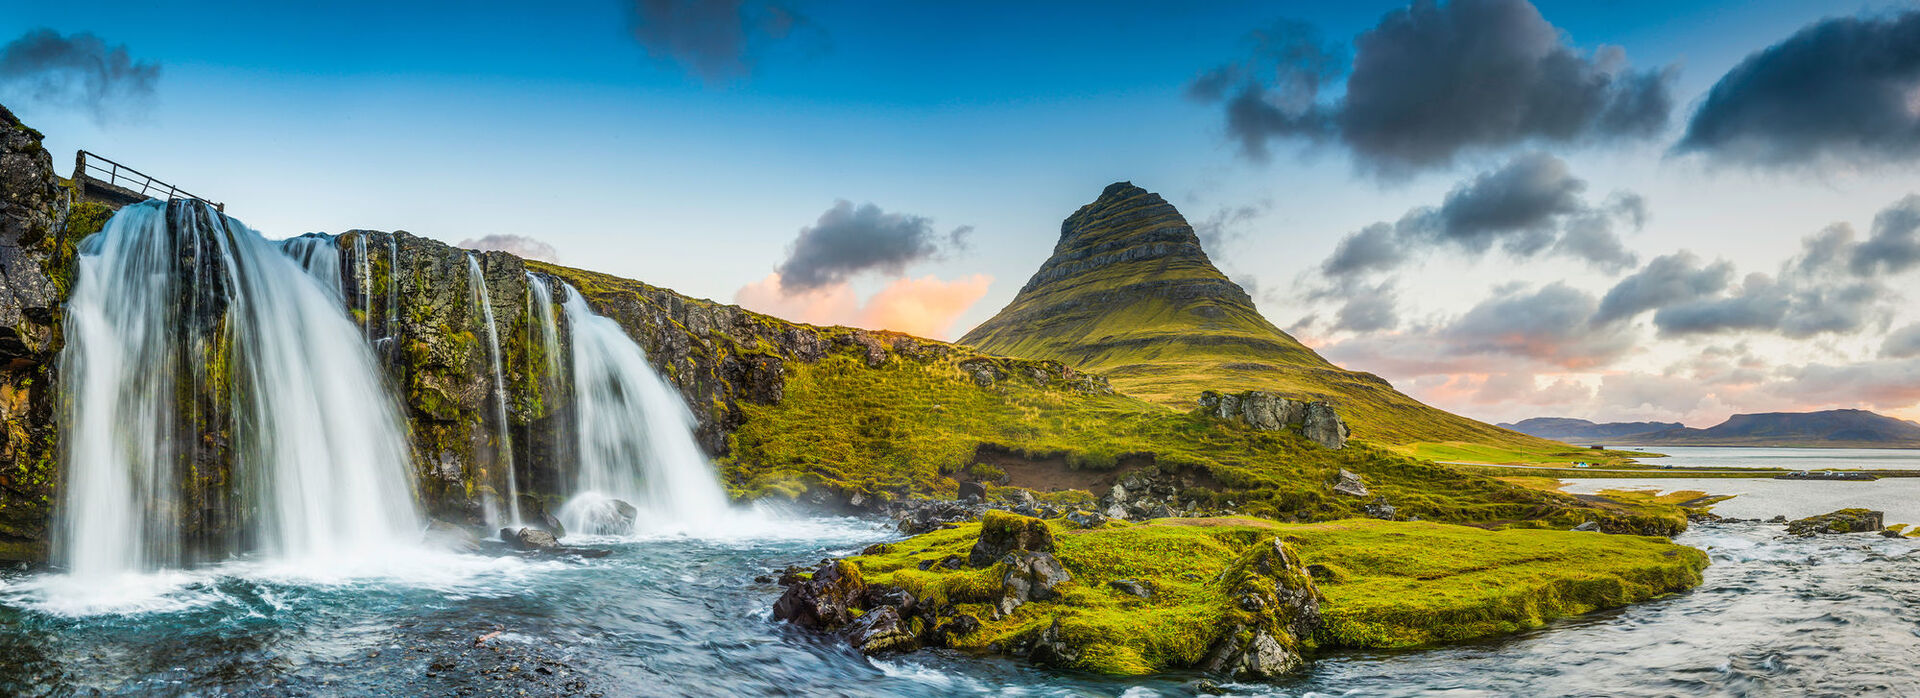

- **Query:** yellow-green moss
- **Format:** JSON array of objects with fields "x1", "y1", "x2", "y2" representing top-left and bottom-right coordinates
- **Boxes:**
[
  {"x1": 727, "y1": 352, "x2": 1680, "y2": 531},
  {"x1": 846, "y1": 517, "x2": 1706, "y2": 675}
]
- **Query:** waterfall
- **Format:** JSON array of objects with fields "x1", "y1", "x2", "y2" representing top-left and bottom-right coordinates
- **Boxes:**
[
  {"x1": 385, "y1": 235, "x2": 400, "y2": 347},
  {"x1": 466, "y1": 254, "x2": 520, "y2": 529},
  {"x1": 58, "y1": 200, "x2": 421, "y2": 578},
  {"x1": 526, "y1": 273, "x2": 571, "y2": 488},
  {"x1": 280, "y1": 234, "x2": 345, "y2": 301},
  {"x1": 351, "y1": 234, "x2": 372, "y2": 339},
  {"x1": 557, "y1": 284, "x2": 728, "y2": 534}
]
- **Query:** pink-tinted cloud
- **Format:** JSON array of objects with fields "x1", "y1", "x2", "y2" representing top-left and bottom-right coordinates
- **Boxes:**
[{"x1": 733, "y1": 272, "x2": 992, "y2": 340}]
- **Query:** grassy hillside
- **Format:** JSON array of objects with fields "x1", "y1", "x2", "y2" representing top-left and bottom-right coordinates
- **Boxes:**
[
  {"x1": 957, "y1": 182, "x2": 1574, "y2": 460},
  {"x1": 723, "y1": 339, "x2": 1680, "y2": 533},
  {"x1": 539, "y1": 259, "x2": 1677, "y2": 531}
]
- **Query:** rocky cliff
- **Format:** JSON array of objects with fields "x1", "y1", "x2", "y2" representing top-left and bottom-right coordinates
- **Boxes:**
[
  {"x1": 958, "y1": 182, "x2": 1567, "y2": 455},
  {"x1": 0, "y1": 106, "x2": 76, "y2": 561}
]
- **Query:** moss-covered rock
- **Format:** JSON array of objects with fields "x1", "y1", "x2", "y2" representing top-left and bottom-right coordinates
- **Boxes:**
[
  {"x1": 0, "y1": 103, "x2": 73, "y2": 561},
  {"x1": 787, "y1": 516, "x2": 1706, "y2": 679},
  {"x1": 1785, "y1": 508, "x2": 1885, "y2": 536}
]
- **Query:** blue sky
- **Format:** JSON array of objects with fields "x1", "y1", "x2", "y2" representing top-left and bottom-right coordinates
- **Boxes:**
[{"x1": 7, "y1": 0, "x2": 1920, "y2": 426}]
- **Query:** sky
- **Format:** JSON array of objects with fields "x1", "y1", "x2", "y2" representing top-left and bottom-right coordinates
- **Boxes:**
[{"x1": 5, "y1": 0, "x2": 1920, "y2": 428}]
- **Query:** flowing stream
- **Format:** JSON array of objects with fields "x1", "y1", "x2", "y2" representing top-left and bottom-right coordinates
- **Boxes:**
[
  {"x1": 14, "y1": 202, "x2": 1920, "y2": 695},
  {"x1": 2, "y1": 519, "x2": 1914, "y2": 695}
]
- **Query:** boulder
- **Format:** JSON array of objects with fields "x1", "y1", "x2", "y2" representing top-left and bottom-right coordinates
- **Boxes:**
[
  {"x1": 1108, "y1": 579, "x2": 1153, "y2": 599},
  {"x1": 1201, "y1": 629, "x2": 1299, "y2": 680},
  {"x1": 1026, "y1": 618, "x2": 1081, "y2": 668},
  {"x1": 1785, "y1": 509, "x2": 1885, "y2": 536},
  {"x1": 1331, "y1": 469, "x2": 1368, "y2": 497},
  {"x1": 1201, "y1": 537, "x2": 1321, "y2": 679},
  {"x1": 1065, "y1": 510, "x2": 1107, "y2": 529},
  {"x1": 516, "y1": 494, "x2": 567, "y2": 539},
  {"x1": 840, "y1": 605, "x2": 918, "y2": 654},
  {"x1": 501, "y1": 527, "x2": 559, "y2": 550},
  {"x1": 969, "y1": 511, "x2": 1054, "y2": 567},
  {"x1": 1361, "y1": 498, "x2": 1397, "y2": 521},
  {"x1": 772, "y1": 561, "x2": 868, "y2": 630},
  {"x1": 1196, "y1": 391, "x2": 1349, "y2": 449},
  {"x1": 930, "y1": 613, "x2": 981, "y2": 647},
  {"x1": 1572, "y1": 521, "x2": 1601, "y2": 532},
  {"x1": 958, "y1": 480, "x2": 988, "y2": 503},
  {"x1": 997, "y1": 550, "x2": 1072, "y2": 615}
]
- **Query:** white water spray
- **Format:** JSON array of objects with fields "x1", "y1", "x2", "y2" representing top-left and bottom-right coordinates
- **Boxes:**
[
  {"x1": 58, "y1": 201, "x2": 421, "y2": 579},
  {"x1": 466, "y1": 254, "x2": 521, "y2": 528},
  {"x1": 526, "y1": 273, "x2": 570, "y2": 484},
  {"x1": 557, "y1": 284, "x2": 729, "y2": 534}
]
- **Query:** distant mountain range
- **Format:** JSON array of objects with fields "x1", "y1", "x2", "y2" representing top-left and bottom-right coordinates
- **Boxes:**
[{"x1": 1500, "y1": 409, "x2": 1920, "y2": 448}]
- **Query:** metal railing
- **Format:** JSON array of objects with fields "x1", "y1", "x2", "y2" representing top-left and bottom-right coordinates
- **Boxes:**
[{"x1": 74, "y1": 150, "x2": 223, "y2": 211}]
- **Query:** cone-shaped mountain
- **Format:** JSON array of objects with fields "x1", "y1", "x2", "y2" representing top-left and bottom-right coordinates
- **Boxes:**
[{"x1": 960, "y1": 182, "x2": 1559, "y2": 450}]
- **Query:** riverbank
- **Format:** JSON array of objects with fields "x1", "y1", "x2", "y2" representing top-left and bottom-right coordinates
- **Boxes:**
[{"x1": 6, "y1": 512, "x2": 1908, "y2": 696}]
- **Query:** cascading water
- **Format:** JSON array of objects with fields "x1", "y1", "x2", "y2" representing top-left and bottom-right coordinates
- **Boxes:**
[
  {"x1": 58, "y1": 200, "x2": 421, "y2": 579},
  {"x1": 351, "y1": 234, "x2": 372, "y2": 339},
  {"x1": 525, "y1": 273, "x2": 571, "y2": 487},
  {"x1": 280, "y1": 233, "x2": 345, "y2": 301},
  {"x1": 557, "y1": 284, "x2": 729, "y2": 534},
  {"x1": 466, "y1": 254, "x2": 521, "y2": 529}
]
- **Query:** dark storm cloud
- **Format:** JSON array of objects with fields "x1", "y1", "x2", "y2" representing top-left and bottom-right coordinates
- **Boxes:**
[
  {"x1": 1593, "y1": 252, "x2": 1735, "y2": 324},
  {"x1": 774, "y1": 200, "x2": 962, "y2": 291},
  {"x1": 1184, "y1": 20, "x2": 1345, "y2": 160},
  {"x1": 1318, "y1": 153, "x2": 1641, "y2": 280},
  {"x1": 626, "y1": 0, "x2": 821, "y2": 82},
  {"x1": 1430, "y1": 151, "x2": 1586, "y2": 252},
  {"x1": 1849, "y1": 195, "x2": 1920, "y2": 277},
  {"x1": 1321, "y1": 222, "x2": 1406, "y2": 277},
  {"x1": 1882, "y1": 323, "x2": 1920, "y2": 359},
  {"x1": 458, "y1": 234, "x2": 560, "y2": 263},
  {"x1": 0, "y1": 28, "x2": 159, "y2": 123},
  {"x1": 1676, "y1": 10, "x2": 1920, "y2": 167},
  {"x1": 1192, "y1": 0, "x2": 1676, "y2": 175}
]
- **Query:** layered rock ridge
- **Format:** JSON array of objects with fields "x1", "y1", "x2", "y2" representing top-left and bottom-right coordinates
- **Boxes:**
[{"x1": 959, "y1": 182, "x2": 1560, "y2": 451}]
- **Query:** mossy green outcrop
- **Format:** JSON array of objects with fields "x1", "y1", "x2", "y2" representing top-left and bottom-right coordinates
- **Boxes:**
[
  {"x1": 827, "y1": 516, "x2": 1706, "y2": 676},
  {"x1": 958, "y1": 182, "x2": 1569, "y2": 456}
]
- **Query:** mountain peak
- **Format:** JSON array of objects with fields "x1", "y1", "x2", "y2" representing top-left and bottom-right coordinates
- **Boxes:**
[{"x1": 959, "y1": 182, "x2": 1563, "y2": 451}]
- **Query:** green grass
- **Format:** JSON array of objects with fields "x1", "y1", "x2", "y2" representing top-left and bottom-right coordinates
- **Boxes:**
[
  {"x1": 956, "y1": 183, "x2": 1578, "y2": 459},
  {"x1": 536, "y1": 258, "x2": 1688, "y2": 531},
  {"x1": 727, "y1": 351, "x2": 1685, "y2": 532},
  {"x1": 845, "y1": 516, "x2": 1707, "y2": 674}
]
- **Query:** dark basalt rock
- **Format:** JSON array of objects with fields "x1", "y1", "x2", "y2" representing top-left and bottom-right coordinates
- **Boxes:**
[
  {"x1": 1785, "y1": 509, "x2": 1885, "y2": 536},
  {"x1": 957, "y1": 480, "x2": 987, "y2": 503},
  {"x1": 840, "y1": 605, "x2": 918, "y2": 654},
  {"x1": 772, "y1": 561, "x2": 867, "y2": 630},
  {"x1": 500, "y1": 527, "x2": 559, "y2": 550},
  {"x1": 996, "y1": 550, "x2": 1071, "y2": 616},
  {"x1": 1096, "y1": 467, "x2": 1234, "y2": 522}
]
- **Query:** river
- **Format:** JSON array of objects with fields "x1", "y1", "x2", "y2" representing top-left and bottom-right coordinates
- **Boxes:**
[{"x1": 2, "y1": 511, "x2": 1914, "y2": 696}]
